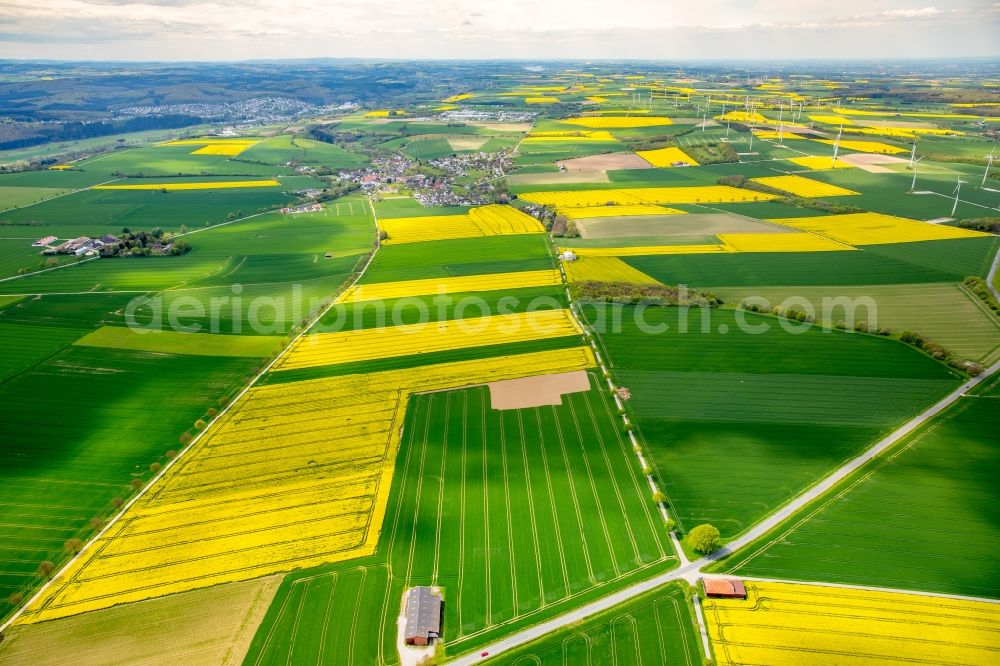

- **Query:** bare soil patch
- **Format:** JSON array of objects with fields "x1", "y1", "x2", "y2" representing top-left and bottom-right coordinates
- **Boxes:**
[
  {"x1": 839, "y1": 152, "x2": 908, "y2": 173},
  {"x1": 448, "y1": 136, "x2": 489, "y2": 151},
  {"x1": 508, "y1": 170, "x2": 610, "y2": 186},
  {"x1": 577, "y1": 213, "x2": 791, "y2": 239},
  {"x1": 557, "y1": 152, "x2": 652, "y2": 171},
  {"x1": 489, "y1": 370, "x2": 591, "y2": 410},
  {"x1": 469, "y1": 122, "x2": 533, "y2": 133}
]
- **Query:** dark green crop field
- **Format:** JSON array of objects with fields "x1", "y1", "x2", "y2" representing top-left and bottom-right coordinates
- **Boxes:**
[
  {"x1": 493, "y1": 582, "x2": 701, "y2": 666},
  {"x1": 0, "y1": 347, "x2": 257, "y2": 618},
  {"x1": 717, "y1": 392, "x2": 1000, "y2": 598},
  {"x1": 361, "y1": 234, "x2": 554, "y2": 283},
  {"x1": 582, "y1": 306, "x2": 959, "y2": 538}
]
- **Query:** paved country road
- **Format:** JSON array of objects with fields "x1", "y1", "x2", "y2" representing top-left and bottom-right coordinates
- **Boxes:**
[
  {"x1": 446, "y1": 358, "x2": 1000, "y2": 665},
  {"x1": 987, "y1": 242, "x2": 1000, "y2": 302}
]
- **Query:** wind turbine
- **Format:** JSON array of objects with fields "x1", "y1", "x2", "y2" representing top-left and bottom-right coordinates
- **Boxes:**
[
  {"x1": 951, "y1": 175, "x2": 965, "y2": 218},
  {"x1": 831, "y1": 124, "x2": 844, "y2": 168},
  {"x1": 981, "y1": 145, "x2": 996, "y2": 188},
  {"x1": 777, "y1": 101, "x2": 785, "y2": 146},
  {"x1": 908, "y1": 141, "x2": 918, "y2": 170},
  {"x1": 909, "y1": 155, "x2": 925, "y2": 192}
]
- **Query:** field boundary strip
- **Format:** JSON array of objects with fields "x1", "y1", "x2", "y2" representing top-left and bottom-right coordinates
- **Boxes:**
[{"x1": 0, "y1": 196, "x2": 381, "y2": 635}]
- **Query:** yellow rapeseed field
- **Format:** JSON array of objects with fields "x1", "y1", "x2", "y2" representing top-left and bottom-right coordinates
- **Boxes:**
[
  {"x1": 558, "y1": 205, "x2": 685, "y2": 219},
  {"x1": 750, "y1": 175, "x2": 860, "y2": 198},
  {"x1": 92, "y1": 180, "x2": 280, "y2": 191},
  {"x1": 525, "y1": 97, "x2": 560, "y2": 104},
  {"x1": 717, "y1": 110, "x2": 768, "y2": 124},
  {"x1": 786, "y1": 156, "x2": 855, "y2": 170},
  {"x1": 770, "y1": 212, "x2": 991, "y2": 245},
  {"x1": 705, "y1": 580, "x2": 1000, "y2": 666},
  {"x1": 808, "y1": 114, "x2": 854, "y2": 125},
  {"x1": 563, "y1": 256, "x2": 662, "y2": 283},
  {"x1": 718, "y1": 232, "x2": 854, "y2": 252},
  {"x1": 812, "y1": 138, "x2": 907, "y2": 154},
  {"x1": 364, "y1": 110, "x2": 391, "y2": 117},
  {"x1": 20, "y1": 346, "x2": 598, "y2": 624},
  {"x1": 379, "y1": 205, "x2": 543, "y2": 244},
  {"x1": 635, "y1": 146, "x2": 700, "y2": 167},
  {"x1": 339, "y1": 269, "x2": 562, "y2": 303},
  {"x1": 380, "y1": 214, "x2": 483, "y2": 244},
  {"x1": 469, "y1": 204, "x2": 545, "y2": 234},
  {"x1": 442, "y1": 93, "x2": 473, "y2": 103},
  {"x1": 561, "y1": 116, "x2": 674, "y2": 128},
  {"x1": 274, "y1": 309, "x2": 582, "y2": 371},
  {"x1": 520, "y1": 186, "x2": 778, "y2": 208},
  {"x1": 189, "y1": 143, "x2": 256, "y2": 156}
]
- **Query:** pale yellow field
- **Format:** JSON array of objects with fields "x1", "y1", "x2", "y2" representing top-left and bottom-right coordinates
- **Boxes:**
[
  {"x1": 379, "y1": 205, "x2": 543, "y2": 244},
  {"x1": 808, "y1": 114, "x2": 854, "y2": 125},
  {"x1": 92, "y1": 180, "x2": 280, "y2": 191},
  {"x1": 522, "y1": 131, "x2": 617, "y2": 142},
  {"x1": 559, "y1": 204, "x2": 686, "y2": 219},
  {"x1": 379, "y1": 214, "x2": 482, "y2": 244},
  {"x1": 561, "y1": 116, "x2": 674, "y2": 128},
  {"x1": 718, "y1": 232, "x2": 853, "y2": 252},
  {"x1": 521, "y1": 186, "x2": 778, "y2": 208},
  {"x1": 274, "y1": 309, "x2": 581, "y2": 371},
  {"x1": 705, "y1": 581, "x2": 1000, "y2": 666},
  {"x1": 751, "y1": 174, "x2": 860, "y2": 197},
  {"x1": 525, "y1": 97, "x2": 560, "y2": 104},
  {"x1": 564, "y1": 244, "x2": 728, "y2": 257},
  {"x1": 786, "y1": 156, "x2": 855, "y2": 170},
  {"x1": 339, "y1": 269, "x2": 562, "y2": 303},
  {"x1": 563, "y1": 256, "x2": 661, "y2": 284},
  {"x1": 20, "y1": 346, "x2": 597, "y2": 624},
  {"x1": 635, "y1": 146, "x2": 700, "y2": 167},
  {"x1": 812, "y1": 138, "x2": 907, "y2": 154},
  {"x1": 770, "y1": 212, "x2": 991, "y2": 245}
]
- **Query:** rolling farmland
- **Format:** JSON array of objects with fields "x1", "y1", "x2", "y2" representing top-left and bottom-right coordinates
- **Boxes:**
[{"x1": 0, "y1": 59, "x2": 998, "y2": 666}]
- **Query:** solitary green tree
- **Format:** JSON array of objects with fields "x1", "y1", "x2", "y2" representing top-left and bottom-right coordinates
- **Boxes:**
[{"x1": 687, "y1": 524, "x2": 721, "y2": 554}]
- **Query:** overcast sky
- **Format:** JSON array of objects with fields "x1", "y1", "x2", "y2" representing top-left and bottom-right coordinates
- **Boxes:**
[{"x1": 0, "y1": 0, "x2": 997, "y2": 61}]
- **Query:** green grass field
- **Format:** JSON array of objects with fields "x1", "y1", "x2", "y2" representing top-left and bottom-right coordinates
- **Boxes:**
[
  {"x1": 582, "y1": 305, "x2": 960, "y2": 538},
  {"x1": 361, "y1": 234, "x2": 554, "y2": 283},
  {"x1": 493, "y1": 582, "x2": 700, "y2": 665},
  {"x1": 0, "y1": 186, "x2": 301, "y2": 237},
  {"x1": 73, "y1": 326, "x2": 283, "y2": 357},
  {"x1": 0, "y1": 347, "x2": 258, "y2": 619},
  {"x1": 403, "y1": 138, "x2": 455, "y2": 160},
  {"x1": 241, "y1": 135, "x2": 369, "y2": 168},
  {"x1": 243, "y1": 381, "x2": 677, "y2": 665},
  {"x1": 624, "y1": 244, "x2": 974, "y2": 287},
  {"x1": 717, "y1": 391, "x2": 1000, "y2": 598},
  {"x1": 73, "y1": 144, "x2": 292, "y2": 178}
]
